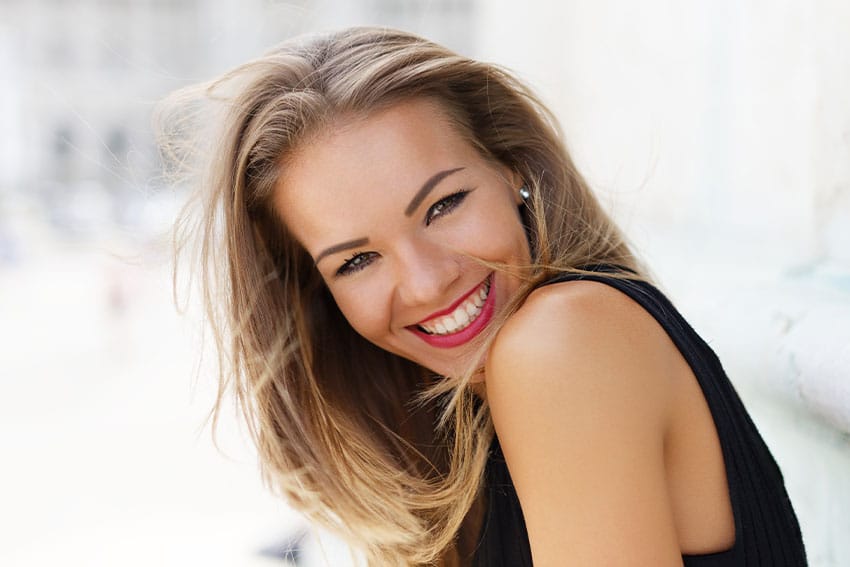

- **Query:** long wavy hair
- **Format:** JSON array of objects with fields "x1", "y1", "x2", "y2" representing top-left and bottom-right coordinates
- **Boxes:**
[{"x1": 157, "y1": 26, "x2": 642, "y2": 566}]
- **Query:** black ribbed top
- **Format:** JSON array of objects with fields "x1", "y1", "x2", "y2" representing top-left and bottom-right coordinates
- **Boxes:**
[{"x1": 473, "y1": 269, "x2": 807, "y2": 566}]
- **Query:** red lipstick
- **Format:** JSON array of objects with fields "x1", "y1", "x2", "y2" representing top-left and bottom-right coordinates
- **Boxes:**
[{"x1": 408, "y1": 275, "x2": 495, "y2": 349}]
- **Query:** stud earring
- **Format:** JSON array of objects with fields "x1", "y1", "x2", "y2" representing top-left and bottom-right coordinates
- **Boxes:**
[{"x1": 518, "y1": 186, "x2": 530, "y2": 201}]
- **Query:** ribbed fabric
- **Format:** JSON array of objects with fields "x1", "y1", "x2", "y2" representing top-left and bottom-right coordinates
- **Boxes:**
[{"x1": 473, "y1": 268, "x2": 807, "y2": 566}]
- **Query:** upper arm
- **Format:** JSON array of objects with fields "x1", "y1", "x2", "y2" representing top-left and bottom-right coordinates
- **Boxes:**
[{"x1": 485, "y1": 280, "x2": 684, "y2": 566}]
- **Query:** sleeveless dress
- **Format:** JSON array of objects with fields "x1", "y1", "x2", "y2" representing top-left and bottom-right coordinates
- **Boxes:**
[{"x1": 472, "y1": 268, "x2": 808, "y2": 566}]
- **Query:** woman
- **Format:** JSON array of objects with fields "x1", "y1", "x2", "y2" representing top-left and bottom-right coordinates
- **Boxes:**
[{"x1": 160, "y1": 27, "x2": 807, "y2": 566}]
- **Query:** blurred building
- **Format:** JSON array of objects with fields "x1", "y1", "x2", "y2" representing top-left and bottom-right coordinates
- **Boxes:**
[{"x1": 1, "y1": 0, "x2": 206, "y2": 232}]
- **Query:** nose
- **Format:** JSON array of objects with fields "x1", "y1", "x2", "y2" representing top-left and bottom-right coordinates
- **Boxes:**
[{"x1": 394, "y1": 238, "x2": 461, "y2": 309}]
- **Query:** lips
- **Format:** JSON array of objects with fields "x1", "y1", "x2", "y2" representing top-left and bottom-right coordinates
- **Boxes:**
[
  {"x1": 417, "y1": 278, "x2": 490, "y2": 335},
  {"x1": 408, "y1": 275, "x2": 496, "y2": 349}
]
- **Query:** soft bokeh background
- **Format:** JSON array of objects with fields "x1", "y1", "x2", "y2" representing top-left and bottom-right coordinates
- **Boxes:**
[{"x1": 1, "y1": 1, "x2": 848, "y2": 565}]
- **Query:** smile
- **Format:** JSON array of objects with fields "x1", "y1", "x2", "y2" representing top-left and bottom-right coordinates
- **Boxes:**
[
  {"x1": 408, "y1": 275, "x2": 496, "y2": 349},
  {"x1": 418, "y1": 278, "x2": 491, "y2": 335}
]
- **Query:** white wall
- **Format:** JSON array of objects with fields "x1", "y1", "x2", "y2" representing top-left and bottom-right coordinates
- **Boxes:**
[
  {"x1": 0, "y1": 25, "x2": 24, "y2": 194},
  {"x1": 477, "y1": 0, "x2": 850, "y2": 265}
]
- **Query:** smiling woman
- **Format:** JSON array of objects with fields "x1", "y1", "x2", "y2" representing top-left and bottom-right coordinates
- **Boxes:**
[
  {"x1": 157, "y1": 27, "x2": 807, "y2": 566},
  {"x1": 275, "y1": 99, "x2": 531, "y2": 379}
]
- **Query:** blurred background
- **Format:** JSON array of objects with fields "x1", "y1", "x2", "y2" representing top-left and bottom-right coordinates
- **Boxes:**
[{"x1": 1, "y1": 0, "x2": 848, "y2": 565}]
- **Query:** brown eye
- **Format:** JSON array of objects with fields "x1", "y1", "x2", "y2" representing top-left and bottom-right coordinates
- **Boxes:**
[{"x1": 425, "y1": 190, "x2": 470, "y2": 226}]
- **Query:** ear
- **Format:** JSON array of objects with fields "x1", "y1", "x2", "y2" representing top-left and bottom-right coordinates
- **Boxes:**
[{"x1": 500, "y1": 166, "x2": 526, "y2": 205}]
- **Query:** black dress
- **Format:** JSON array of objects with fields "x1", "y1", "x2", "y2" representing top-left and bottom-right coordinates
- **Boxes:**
[{"x1": 473, "y1": 268, "x2": 807, "y2": 566}]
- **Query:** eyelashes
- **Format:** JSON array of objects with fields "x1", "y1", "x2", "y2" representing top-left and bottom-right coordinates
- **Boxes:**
[
  {"x1": 336, "y1": 250, "x2": 377, "y2": 276},
  {"x1": 425, "y1": 189, "x2": 471, "y2": 226},
  {"x1": 335, "y1": 188, "x2": 473, "y2": 277}
]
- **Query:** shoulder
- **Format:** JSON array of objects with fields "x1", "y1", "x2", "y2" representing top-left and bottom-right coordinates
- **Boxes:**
[
  {"x1": 487, "y1": 277, "x2": 678, "y2": 406},
  {"x1": 484, "y1": 279, "x2": 684, "y2": 564}
]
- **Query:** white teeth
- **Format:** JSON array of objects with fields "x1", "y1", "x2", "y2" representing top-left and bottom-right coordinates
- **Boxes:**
[
  {"x1": 418, "y1": 278, "x2": 491, "y2": 336},
  {"x1": 444, "y1": 318, "x2": 459, "y2": 333}
]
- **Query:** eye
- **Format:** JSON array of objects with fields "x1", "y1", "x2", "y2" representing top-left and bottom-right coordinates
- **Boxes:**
[
  {"x1": 425, "y1": 190, "x2": 471, "y2": 226},
  {"x1": 336, "y1": 251, "x2": 378, "y2": 276}
]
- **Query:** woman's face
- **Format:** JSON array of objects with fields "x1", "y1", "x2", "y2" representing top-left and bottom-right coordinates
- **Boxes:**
[{"x1": 273, "y1": 98, "x2": 532, "y2": 379}]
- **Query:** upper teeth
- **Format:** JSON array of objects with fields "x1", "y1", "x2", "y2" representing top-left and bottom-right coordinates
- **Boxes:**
[{"x1": 418, "y1": 279, "x2": 490, "y2": 336}]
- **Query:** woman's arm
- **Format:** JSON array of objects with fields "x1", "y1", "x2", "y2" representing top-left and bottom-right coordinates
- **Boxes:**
[{"x1": 485, "y1": 280, "x2": 684, "y2": 566}]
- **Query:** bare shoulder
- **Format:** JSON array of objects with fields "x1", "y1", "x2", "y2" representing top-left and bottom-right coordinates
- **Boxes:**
[
  {"x1": 484, "y1": 279, "x2": 685, "y2": 565},
  {"x1": 488, "y1": 278, "x2": 679, "y2": 400}
]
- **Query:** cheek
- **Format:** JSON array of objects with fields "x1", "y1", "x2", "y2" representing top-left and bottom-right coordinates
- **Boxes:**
[
  {"x1": 461, "y1": 203, "x2": 529, "y2": 259},
  {"x1": 331, "y1": 289, "x2": 393, "y2": 345}
]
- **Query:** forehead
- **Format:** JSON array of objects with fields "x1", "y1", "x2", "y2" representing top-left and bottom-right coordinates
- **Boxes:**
[{"x1": 273, "y1": 98, "x2": 481, "y2": 249}]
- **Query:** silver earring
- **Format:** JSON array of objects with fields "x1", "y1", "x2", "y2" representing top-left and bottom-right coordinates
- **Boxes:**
[{"x1": 518, "y1": 186, "x2": 530, "y2": 201}]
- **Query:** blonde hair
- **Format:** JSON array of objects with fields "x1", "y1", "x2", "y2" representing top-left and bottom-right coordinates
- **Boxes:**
[{"x1": 157, "y1": 26, "x2": 642, "y2": 565}]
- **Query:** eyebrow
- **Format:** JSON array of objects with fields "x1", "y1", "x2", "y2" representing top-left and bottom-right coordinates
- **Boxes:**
[
  {"x1": 314, "y1": 167, "x2": 465, "y2": 266},
  {"x1": 403, "y1": 167, "x2": 465, "y2": 216},
  {"x1": 314, "y1": 237, "x2": 370, "y2": 266}
]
